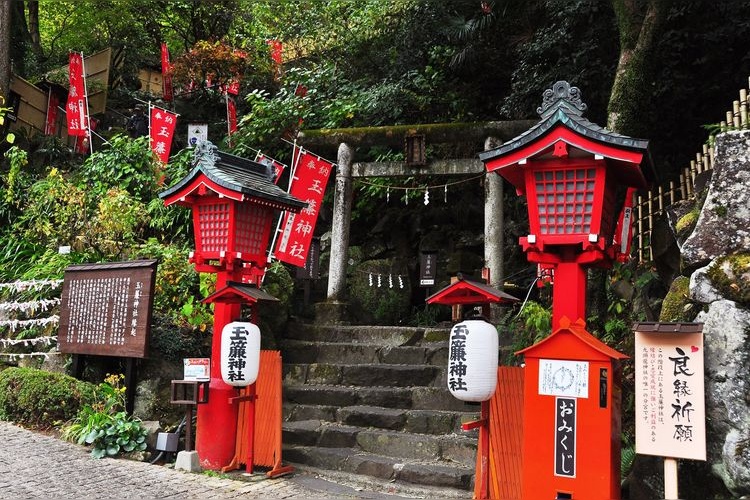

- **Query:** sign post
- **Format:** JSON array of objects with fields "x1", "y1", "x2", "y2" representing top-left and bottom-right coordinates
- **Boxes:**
[
  {"x1": 58, "y1": 259, "x2": 157, "y2": 414},
  {"x1": 634, "y1": 322, "x2": 705, "y2": 500}
]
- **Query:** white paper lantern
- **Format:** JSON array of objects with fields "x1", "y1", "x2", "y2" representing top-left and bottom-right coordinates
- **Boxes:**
[
  {"x1": 220, "y1": 321, "x2": 261, "y2": 387},
  {"x1": 447, "y1": 319, "x2": 498, "y2": 402}
]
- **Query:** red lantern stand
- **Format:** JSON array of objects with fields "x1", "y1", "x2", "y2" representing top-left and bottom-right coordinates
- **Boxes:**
[
  {"x1": 160, "y1": 142, "x2": 305, "y2": 470},
  {"x1": 480, "y1": 81, "x2": 653, "y2": 499},
  {"x1": 426, "y1": 275, "x2": 519, "y2": 499}
]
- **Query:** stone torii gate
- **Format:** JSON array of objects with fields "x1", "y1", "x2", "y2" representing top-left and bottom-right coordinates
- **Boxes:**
[{"x1": 296, "y1": 120, "x2": 536, "y2": 323}]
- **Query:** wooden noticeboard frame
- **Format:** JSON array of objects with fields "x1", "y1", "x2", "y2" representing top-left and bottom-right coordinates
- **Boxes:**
[{"x1": 58, "y1": 260, "x2": 157, "y2": 358}]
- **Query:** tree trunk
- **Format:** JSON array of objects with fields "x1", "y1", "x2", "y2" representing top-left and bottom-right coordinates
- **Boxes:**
[
  {"x1": 607, "y1": 0, "x2": 671, "y2": 135},
  {"x1": 27, "y1": 1, "x2": 43, "y2": 60},
  {"x1": 589, "y1": 0, "x2": 671, "y2": 328},
  {"x1": 0, "y1": 0, "x2": 11, "y2": 99}
]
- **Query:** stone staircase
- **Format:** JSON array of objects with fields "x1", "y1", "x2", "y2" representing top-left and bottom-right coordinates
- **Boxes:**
[{"x1": 280, "y1": 323, "x2": 478, "y2": 497}]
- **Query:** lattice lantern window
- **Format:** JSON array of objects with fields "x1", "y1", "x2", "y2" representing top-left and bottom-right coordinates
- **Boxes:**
[
  {"x1": 193, "y1": 198, "x2": 274, "y2": 267},
  {"x1": 523, "y1": 160, "x2": 618, "y2": 249}
]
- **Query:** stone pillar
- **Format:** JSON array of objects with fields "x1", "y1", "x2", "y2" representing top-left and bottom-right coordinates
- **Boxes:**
[
  {"x1": 317, "y1": 142, "x2": 353, "y2": 323},
  {"x1": 484, "y1": 136, "x2": 504, "y2": 324}
]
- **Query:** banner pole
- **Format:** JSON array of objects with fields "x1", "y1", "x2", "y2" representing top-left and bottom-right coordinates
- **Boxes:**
[{"x1": 79, "y1": 51, "x2": 93, "y2": 154}]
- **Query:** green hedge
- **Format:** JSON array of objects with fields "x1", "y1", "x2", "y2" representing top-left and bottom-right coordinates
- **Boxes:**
[{"x1": 0, "y1": 368, "x2": 98, "y2": 429}]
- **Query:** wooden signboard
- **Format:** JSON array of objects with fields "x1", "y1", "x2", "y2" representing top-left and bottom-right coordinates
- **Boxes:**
[
  {"x1": 58, "y1": 260, "x2": 157, "y2": 358},
  {"x1": 634, "y1": 323, "x2": 706, "y2": 461}
]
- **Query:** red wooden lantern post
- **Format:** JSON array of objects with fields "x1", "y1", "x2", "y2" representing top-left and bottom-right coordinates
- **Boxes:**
[
  {"x1": 160, "y1": 141, "x2": 305, "y2": 470},
  {"x1": 480, "y1": 82, "x2": 653, "y2": 499},
  {"x1": 481, "y1": 81, "x2": 652, "y2": 329}
]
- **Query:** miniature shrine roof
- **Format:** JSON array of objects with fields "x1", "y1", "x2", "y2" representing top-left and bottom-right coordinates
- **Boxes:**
[
  {"x1": 202, "y1": 281, "x2": 279, "y2": 305},
  {"x1": 159, "y1": 141, "x2": 307, "y2": 211},
  {"x1": 426, "y1": 275, "x2": 520, "y2": 306},
  {"x1": 517, "y1": 316, "x2": 628, "y2": 360},
  {"x1": 479, "y1": 81, "x2": 655, "y2": 189}
]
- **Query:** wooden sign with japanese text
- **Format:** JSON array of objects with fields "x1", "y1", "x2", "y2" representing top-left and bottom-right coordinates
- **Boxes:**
[
  {"x1": 58, "y1": 260, "x2": 157, "y2": 359},
  {"x1": 634, "y1": 324, "x2": 706, "y2": 460}
]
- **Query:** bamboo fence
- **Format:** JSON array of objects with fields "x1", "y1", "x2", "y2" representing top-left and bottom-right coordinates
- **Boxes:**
[{"x1": 632, "y1": 77, "x2": 749, "y2": 262}]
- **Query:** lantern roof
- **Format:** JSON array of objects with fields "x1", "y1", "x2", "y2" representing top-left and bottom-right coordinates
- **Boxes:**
[
  {"x1": 159, "y1": 141, "x2": 307, "y2": 212},
  {"x1": 202, "y1": 281, "x2": 279, "y2": 305},
  {"x1": 517, "y1": 317, "x2": 628, "y2": 361},
  {"x1": 479, "y1": 81, "x2": 654, "y2": 191},
  {"x1": 426, "y1": 275, "x2": 520, "y2": 306}
]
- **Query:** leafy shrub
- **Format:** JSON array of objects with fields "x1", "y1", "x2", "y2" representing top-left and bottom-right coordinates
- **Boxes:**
[
  {"x1": 0, "y1": 367, "x2": 98, "y2": 428},
  {"x1": 149, "y1": 312, "x2": 209, "y2": 363},
  {"x1": 62, "y1": 374, "x2": 148, "y2": 459}
]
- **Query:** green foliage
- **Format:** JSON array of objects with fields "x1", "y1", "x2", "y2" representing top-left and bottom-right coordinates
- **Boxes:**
[
  {"x1": 136, "y1": 238, "x2": 213, "y2": 329},
  {"x1": 149, "y1": 313, "x2": 209, "y2": 363},
  {"x1": 500, "y1": 300, "x2": 551, "y2": 364},
  {"x1": 2, "y1": 146, "x2": 28, "y2": 205},
  {"x1": 76, "y1": 134, "x2": 159, "y2": 202},
  {"x1": 0, "y1": 367, "x2": 98, "y2": 429},
  {"x1": 349, "y1": 259, "x2": 411, "y2": 325},
  {"x1": 62, "y1": 374, "x2": 148, "y2": 459}
]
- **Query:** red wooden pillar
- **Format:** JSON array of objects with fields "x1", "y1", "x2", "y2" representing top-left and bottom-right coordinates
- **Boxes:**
[{"x1": 196, "y1": 270, "x2": 241, "y2": 469}]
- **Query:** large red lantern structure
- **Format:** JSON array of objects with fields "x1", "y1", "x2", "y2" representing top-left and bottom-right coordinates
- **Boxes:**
[
  {"x1": 160, "y1": 141, "x2": 305, "y2": 470},
  {"x1": 480, "y1": 82, "x2": 653, "y2": 499},
  {"x1": 480, "y1": 81, "x2": 653, "y2": 329}
]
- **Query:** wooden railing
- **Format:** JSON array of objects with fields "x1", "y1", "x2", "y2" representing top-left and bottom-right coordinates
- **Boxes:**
[{"x1": 632, "y1": 77, "x2": 749, "y2": 262}]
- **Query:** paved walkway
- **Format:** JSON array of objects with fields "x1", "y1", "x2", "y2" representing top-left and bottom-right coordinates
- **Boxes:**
[{"x1": 0, "y1": 422, "x2": 413, "y2": 499}]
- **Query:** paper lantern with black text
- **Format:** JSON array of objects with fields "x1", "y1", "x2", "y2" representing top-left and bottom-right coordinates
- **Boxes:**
[
  {"x1": 220, "y1": 321, "x2": 260, "y2": 387},
  {"x1": 447, "y1": 319, "x2": 498, "y2": 402}
]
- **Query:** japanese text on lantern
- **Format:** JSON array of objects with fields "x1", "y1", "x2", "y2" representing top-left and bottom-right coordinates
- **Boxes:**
[
  {"x1": 634, "y1": 325, "x2": 706, "y2": 461},
  {"x1": 226, "y1": 325, "x2": 248, "y2": 383},
  {"x1": 448, "y1": 324, "x2": 468, "y2": 392}
]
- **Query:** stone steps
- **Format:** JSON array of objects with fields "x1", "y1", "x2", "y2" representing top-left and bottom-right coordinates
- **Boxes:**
[
  {"x1": 282, "y1": 339, "x2": 448, "y2": 366},
  {"x1": 281, "y1": 322, "x2": 475, "y2": 494},
  {"x1": 283, "y1": 445, "x2": 474, "y2": 491},
  {"x1": 283, "y1": 420, "x2": 477, "y2": 466},
  {"x1": 285, "y1": 323, "x2": 451, "y2": 344},
  {"x1": 283, "y1": 403, "x2": 476, "y2": 434},
  {"x1": 284, "y1": 383, "x2": 470, "y2": 411}
]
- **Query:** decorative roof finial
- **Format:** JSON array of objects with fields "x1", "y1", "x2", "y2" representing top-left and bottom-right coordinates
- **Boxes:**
[
  {"x1": 537, "y1": 81, "x2": 587, "y2": 117},
  {"x1": 193, "y1": 139, "x2": 220, "y2": 166}
]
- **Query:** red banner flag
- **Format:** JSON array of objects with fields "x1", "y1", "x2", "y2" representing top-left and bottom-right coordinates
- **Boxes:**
[
  {"x1": 274, "y1": 149, "x2": 334, "y2": 267},
  {"x1": 149, "y1": 106, "x2": 177, "y2": 163},
  {"x1": 45, "y1": 91, "x2": 59, "y2": 136},
  {"x1": 226, "y1": 95, "x2": 238, "y2": 136},
  {"x1": 267, "y1": 39, "x2": 283, "y2": 64},
  {"x1": 74, "y1": 117, "x2": 98, "y2": 154},
  {"x1": 267, "y1": 39, "x2": 283, "y2": 81},
  {"x1": 226, "y1": 77, "x2": 241, "y2": 96},
  {"x1": 161, "y1": 43, "x2": 173, "y2": 101},
  {"x1": 66, "y1": 52, "x2": 89, "y2": 137},
  {"x1": 255, "y1": 153, "x2": 286, "y2": 184}
]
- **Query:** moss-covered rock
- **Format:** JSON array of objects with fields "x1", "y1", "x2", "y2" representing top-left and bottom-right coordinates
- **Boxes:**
[
  {"x1": 675, "y1": 205, "x2": 700, "y2": 240},
  {"x1": 659, "y1": 276, "x2": 697, "y2": 322},
  {"x1": 706, "y1": 252, "x2": 750, "y2": 307}
]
